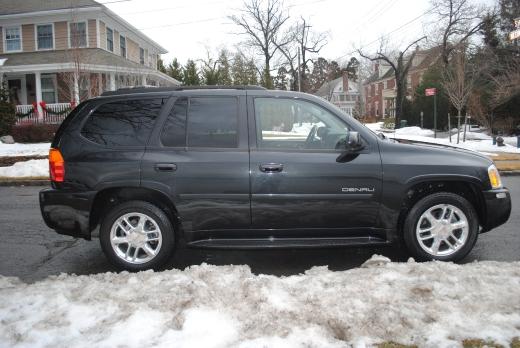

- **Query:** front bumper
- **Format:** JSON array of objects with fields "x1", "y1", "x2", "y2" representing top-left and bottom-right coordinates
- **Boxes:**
[
  {"x1": 39, "y1": 188, "x2": 96, "y2": 240},
  {"x1": 481, "y1": 187, "x2": 511, "y2": 232}
]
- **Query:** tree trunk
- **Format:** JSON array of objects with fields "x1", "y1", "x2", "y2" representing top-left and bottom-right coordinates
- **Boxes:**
[
  {"x1": 264, "y1": 55, "x2": 271, "y2": 89},
  {"x1": 457, "y1": 108, "x2": 462, "y2": 144},
  {"x1": 394, "y1": 80, "x2": 403, "y2": 129}
]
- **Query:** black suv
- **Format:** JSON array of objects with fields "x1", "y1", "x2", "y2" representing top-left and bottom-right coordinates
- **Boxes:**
[{"x1": 40, "y1": 86, "x2": 511, "y2": 271}]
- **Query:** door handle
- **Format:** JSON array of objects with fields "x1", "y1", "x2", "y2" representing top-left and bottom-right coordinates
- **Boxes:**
[
  {"x1": 154, "y1": 163, "x2": 177, "y2": 172},
  {"x1": 259, "y1": 163, "x2": 283, "y2": 173}
]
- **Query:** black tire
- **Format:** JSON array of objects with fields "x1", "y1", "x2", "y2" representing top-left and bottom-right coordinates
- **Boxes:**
[
  {"x1": 403, "y1": 192, "x2": 479, "y2": 262},
  {"x1": 99, "y1": 200, "x2": 175, "y2": 271}
]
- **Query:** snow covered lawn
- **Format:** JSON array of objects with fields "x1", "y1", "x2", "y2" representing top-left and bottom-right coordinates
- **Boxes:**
[
  {"x1": 1, "y1": 256, "x2": 519, "y2": 348},
  {"x1": 364, "y1": 123, "x2": 520, "y2": 154},
  {"x1": 0, "y1": 159, "x2": 48, "y2": 178},
  {"x1": 0, "y1": 143, "x2": 50, "y2": 157}
]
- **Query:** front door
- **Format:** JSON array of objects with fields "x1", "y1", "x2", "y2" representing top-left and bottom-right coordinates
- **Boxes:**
[
  {"x1": 7, "y1": 77, "x2": 26, "y2": 105},
  {"x1": 249, "y1": 96, "x2": 383, "y2": 237}
]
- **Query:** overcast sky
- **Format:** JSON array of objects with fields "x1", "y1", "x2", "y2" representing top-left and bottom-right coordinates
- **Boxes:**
[{"x1": 103, "y1": 0, "x2": 494, "y2": 66}]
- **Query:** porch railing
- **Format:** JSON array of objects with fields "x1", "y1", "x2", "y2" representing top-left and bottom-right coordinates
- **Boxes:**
[{"x1": 15, "y1": 103, "x2": 73, "y2": 125}]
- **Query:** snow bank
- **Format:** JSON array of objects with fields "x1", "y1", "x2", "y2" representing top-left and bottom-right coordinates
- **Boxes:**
[
  {"x1": 0, "y1": 143, "x2": 50, "y2": 157},
  {"x1": 0, "y1": 159, "x2": 48, "y2": 178},
  {"x1": 1, "y1": 256, "x2": 519, "y2": 348},
  {"x1": 394, "y1": 126, "x2": 435, "y2": 137}
]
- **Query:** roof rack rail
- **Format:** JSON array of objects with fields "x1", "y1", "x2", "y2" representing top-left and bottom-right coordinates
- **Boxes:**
[{"x1": 100, "y1": 85, "x2": 266, "y2": 96}]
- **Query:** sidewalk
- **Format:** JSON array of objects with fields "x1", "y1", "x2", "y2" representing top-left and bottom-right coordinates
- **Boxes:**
[{"x1": 488, "y1": 153, "x2": 520, "y2": 174}]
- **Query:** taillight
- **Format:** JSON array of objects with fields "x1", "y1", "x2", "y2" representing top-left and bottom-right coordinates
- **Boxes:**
[{"x1": 49, "y1": 148, "x2": 65, "y2": 182}]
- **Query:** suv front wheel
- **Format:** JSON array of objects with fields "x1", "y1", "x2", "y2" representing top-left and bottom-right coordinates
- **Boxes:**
[
  {"x1": 403, "y1": 192, "x2": 479, "y2": 262},
  {"x1": 99, "y1": 201, "x2": 175, "y2": 271}
]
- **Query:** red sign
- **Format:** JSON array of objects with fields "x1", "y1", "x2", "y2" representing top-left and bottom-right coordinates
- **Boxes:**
[{"x1": 425, "y1": 88, "x2": 437, "y2": 96}]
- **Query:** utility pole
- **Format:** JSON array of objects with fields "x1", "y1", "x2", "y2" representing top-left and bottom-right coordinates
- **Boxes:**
[
  {"x1": 420, "y1": 111, "x2": 424, "y2": 128},
  {"x1": 425, "y1": 88, "x2": 437, "y2": 138},
  {"x1": 297, "y1": 47, "x2": 301, "y2": 92},
  {"x1": 434, "y1": 94, "x2": 437, "y2": 139}
]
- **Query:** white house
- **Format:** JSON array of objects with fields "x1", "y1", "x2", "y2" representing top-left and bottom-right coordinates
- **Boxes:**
[{"x1": 316, "y1": 72, "x2": 360, "y2": 118}]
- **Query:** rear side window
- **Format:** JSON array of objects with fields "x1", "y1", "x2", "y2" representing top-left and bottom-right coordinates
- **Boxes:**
[
  {"x1": 187, "y1": 97, "x2": 238, "y2": 148},
  {"x1": 81, "y1": 98, "x2": 165, "y2": 147}
]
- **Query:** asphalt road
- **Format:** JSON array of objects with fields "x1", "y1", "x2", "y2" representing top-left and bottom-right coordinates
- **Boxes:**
[{"x1": 0, "y1": 178, "x2": 518, "y2": 283}]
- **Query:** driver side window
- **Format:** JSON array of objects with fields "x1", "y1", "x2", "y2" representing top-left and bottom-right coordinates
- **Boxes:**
[{"x1": 254, "y1": 97, "x2": 350, "y2": 151}]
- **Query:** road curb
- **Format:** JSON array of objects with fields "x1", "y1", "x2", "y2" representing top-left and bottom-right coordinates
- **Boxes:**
[
  {"x1": 499, "y1": 171, "x2": 520, "y2": 176},
  {"x1": 0, "y1": 179, "x2": 50, "y2": 187}
]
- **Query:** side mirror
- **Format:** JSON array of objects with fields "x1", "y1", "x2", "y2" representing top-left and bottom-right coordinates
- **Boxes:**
[
  {"x1": 347, "y1": 132, "x2": 363, "y2": 149},
  {"x1": 347, "y1": 131, "x2": 362, "y2": 150}
]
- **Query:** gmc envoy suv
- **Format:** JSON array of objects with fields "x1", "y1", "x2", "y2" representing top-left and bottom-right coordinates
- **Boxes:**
[{"x1": 39, "y1": 86, "x2": 511, "y2": 271}]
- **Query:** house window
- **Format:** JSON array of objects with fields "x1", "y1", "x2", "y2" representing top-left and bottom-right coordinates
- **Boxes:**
[
  {"x1": 36, "y1": 24, "x2": 54, "y2": 50},
  {"x1": 120, "y1": 35, "x2": 126, "y2": 58},
  {"x1": 139, "y1": 47, "x2": 145, "y2": 65},
  {"x1": 69, "y1": 22, "x2": 87, "y2": 47},
  {"x1": 5, "y1": 26, "x2": 22, "y2": 52},
  {"x1": 106, "y1": 27, "x2": 113, "y2": 52},
  {"x1": 41, "y1": 75, "x2": 57, "y2": 103}
]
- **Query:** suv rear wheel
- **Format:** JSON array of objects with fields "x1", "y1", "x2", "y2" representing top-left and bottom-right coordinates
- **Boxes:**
[
  {"x1": 403, "y1": 192, "x2": 479, "y2": 262},
  {"x1": 99, "y1": 201, "x2": 175, "y2": 271}
]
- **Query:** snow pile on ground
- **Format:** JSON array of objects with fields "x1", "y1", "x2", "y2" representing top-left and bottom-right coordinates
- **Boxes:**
[
  {"x1": 0, "y1": 159, "x2": 48, "y2": 178},
  {"x1": 1, "y1": 256, "x2": 519, "y2": 348},
  {"x1": 394, "y1": 126, "x2": 435, "y2": 137},
  {"x1": 0, "y1": 143, "x2": 50, "y2": 157}
]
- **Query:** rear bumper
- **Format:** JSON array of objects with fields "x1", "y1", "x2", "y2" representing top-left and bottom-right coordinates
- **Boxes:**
[
  {"x1": 39, "y1": 188, "x2": 96, "y2": 240},
  {"x1": 481, "y1": 187, "x2": 511, "y2": 232}
]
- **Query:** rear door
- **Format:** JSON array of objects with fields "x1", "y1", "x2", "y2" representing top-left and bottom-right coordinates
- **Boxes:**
[
  {"x1": 248, "y1": 95, "x2": 383, "y2": 237},
  {"x1": 141, "y1": 91, "x2": 250, "y2": 240}
]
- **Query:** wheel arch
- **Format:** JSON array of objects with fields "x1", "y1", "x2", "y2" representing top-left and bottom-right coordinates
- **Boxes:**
[
  {"x1": 89, "y1": 186, "x2": 180, "y2": 237},
  {"x1": 396, "y1": 176, "x2": 486, "y2": 239}
]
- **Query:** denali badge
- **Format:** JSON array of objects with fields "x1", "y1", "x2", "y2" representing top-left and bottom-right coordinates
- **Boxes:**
[{"x1": 342, "y1": 187, "x2": 375, "y2": 193}]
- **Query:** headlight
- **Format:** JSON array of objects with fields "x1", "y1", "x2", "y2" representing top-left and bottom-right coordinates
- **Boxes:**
[{"x1": 488, "y1": 164, "x2": 502, "y2": 189}]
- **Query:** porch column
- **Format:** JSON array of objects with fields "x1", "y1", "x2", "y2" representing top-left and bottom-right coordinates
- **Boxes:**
[
  {"x1": 109, "y1": 72, "x2": 116, "y2": 91},
  {"x1": 141, "y1": 74, "x2": 146, "y2": 86},
  {"x1": 35, "y1": 71, "x2": 43, "y2": 119},
  {"x1": 98, "y1": 73, "x2": 103, "y2": 95},
  {"x1": 73, "y1": 72, "x2": 80, "y2": 104}
]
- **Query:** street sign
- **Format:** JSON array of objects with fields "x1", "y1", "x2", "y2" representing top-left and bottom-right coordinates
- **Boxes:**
[{"x1": 425, "y1": 88, "x2": 437, "y2": 96}]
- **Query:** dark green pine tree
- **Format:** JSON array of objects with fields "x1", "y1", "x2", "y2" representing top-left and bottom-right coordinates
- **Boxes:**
[
  {"x1": 183, "y1": 59, "x2": 201, "y2": 86},
  {"x1": 157, "y1": 58, "x2": 167, "y2": 74},
  {"x1": 0, "y1": 81, "x2": 16, "y2": 136},
  {"x1": 231, "y1": 54, "x2": 247, "y2": 85},
  {"x1": 245, "y1": 59, "x2": 259, "y2": 85},
  {"x1": 166, "y1": 58, "x2": 183, "y2": 82},
  {"x1": 217, "y1": 50, "x2": 232, "y2": 86}
]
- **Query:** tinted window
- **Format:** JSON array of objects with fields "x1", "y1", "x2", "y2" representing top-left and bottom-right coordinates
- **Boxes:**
[
  {"x1": 81, "y1": 98, "x2": 165, "y2": 147},
  {"x1": 187, "y1": 97, "x2": 238, "y2": 148},
  {"x1": 161, "y1": 98, "x2": 187, "y2": 147}
]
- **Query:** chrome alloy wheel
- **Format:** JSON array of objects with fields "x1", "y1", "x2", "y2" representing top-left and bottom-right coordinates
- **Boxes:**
[
  {"x1": 416, "y1": 204, "x2": 469, "y2": 257},
  {"x1": 110, "y1": 212, "x2": 163, "y2": 264}
]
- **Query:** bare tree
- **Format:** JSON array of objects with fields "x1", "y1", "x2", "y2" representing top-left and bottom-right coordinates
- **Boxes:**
[
  {"x1": 229, "y1": 0, "x2": 290, "y2": 88},
  {"x1": 430, "y1": 0, "x2": 486, "y2": 67},
  {"x1": 359, "y1": 36, "x2": 426, "y2": 128},
  {"x1": 441, "y1": 44, "x2": 479, "y2": 143},
  {"x1": 488, "y1": 55, "x2": 520, "y2": 110},
  {"x1": 274, "y1": 17, "x2": 328, "y2": 91}
]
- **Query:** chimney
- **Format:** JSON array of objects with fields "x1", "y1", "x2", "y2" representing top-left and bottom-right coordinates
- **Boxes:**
[{"x1": 342, "y1": 71, "x2": 349, "y2": 94}]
